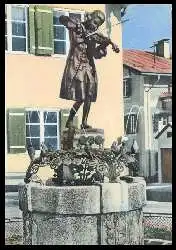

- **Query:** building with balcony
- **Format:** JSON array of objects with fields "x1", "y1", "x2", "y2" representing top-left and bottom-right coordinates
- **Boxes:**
[{"x1": 123, "y1": 39, "x2": 172, "y2": 183}]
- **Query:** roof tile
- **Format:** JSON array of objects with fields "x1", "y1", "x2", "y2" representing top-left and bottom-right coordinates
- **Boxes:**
[{"x1": 123, "y1": 49, "x2": 172, "y2": 74}]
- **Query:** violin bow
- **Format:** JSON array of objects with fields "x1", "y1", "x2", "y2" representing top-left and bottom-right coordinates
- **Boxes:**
[{"x1": 85, "y1": 18, "x2": 129, "y2": 38}]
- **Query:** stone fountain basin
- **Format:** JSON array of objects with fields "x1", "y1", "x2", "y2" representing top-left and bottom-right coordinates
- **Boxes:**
[{"x1": 18, "y1": 178, "x2": 146, "y2": 245}]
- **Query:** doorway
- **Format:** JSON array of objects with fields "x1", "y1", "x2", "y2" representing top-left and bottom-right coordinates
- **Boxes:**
[{"x1": 161, "y1": 148, "x2": 172, "y2": 183}]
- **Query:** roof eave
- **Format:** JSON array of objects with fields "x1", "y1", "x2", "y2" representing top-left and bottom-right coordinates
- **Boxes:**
[
  {"x1": 123, "y1": 64, "x2": 172, "y2": 76},
  {"x1": 123, "y1": 64, "x2": 142, "y2": 73}
]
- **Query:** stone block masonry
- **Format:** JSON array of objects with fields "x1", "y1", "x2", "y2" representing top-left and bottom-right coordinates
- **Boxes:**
[{"x1": 18, "y1": 178, "x2": 146, "y2": 245}]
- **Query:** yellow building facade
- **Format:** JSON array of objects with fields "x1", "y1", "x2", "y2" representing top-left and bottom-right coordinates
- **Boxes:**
[{"x1": 5, "y1": 4, "x2": 124, "y2": 175}]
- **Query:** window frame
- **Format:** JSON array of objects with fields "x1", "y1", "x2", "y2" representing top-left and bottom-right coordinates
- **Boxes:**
[
  {"x1": 5, "y1": 4, "x2": 29, "y2": 54},
  {"x1": 167, "y1": 131, "x2": 172, "y2": 138},
  {"x1": 161, "y1": 98, "x2": 172, "y2": 110},
  {"x1": 162, "y1": 100, "x2": 167, "y2": 110},
  {"x1": 159, "y1": 116, "x2": 169, "y2": 126},
  {"x1": 162, "y1": 117, "x2": 168, "y2": 126},
  {"x1": 123, "y1": 77, "x2": 131, "y2": 98},
  {"x1": 52, "y1": 10, "x2": 69, "y2": 57},
  {"x1": 52, "y1": 8, "x2": 84, "y2": 58},
  {"x1": 26, "y1": 108, "x2": 60, "y2": 153},
  {"x1": 125, "y1": 112, "x2": 138, "y2": 134},
  {"x1": 154, "y1": 113, "x2": 172, "y2": 133}
]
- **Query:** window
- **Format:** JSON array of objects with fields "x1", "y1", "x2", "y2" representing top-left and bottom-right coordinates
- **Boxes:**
[
  {"x1": 167, "y1": 132, "x2": 172, "y2": 138},
  {"x1": 5, "y1": 5, "x2": 84, "y2": 55},
  {"x1": 162, "y1": 100, "x2": 167, "y2": 110},
  {"x1": 153, "y1": 113, "x2": 172, "y2": 133},
  {"x1": 26, "y1": 110, "x2": 60, "y2": 151},
  {"x1": 7, "y1": 108, "x2": 79, "y2": 154},
  {"x1": 158, "y1": 116, "x2": 169, "y2": 130},
  {"x1": 53, "y1": 11, "x2": 67, "y2": 55},
  {"x1": 124, "y1": 113, "x2": 138, "y2": 134},
  {"x1": 161, "y1": 98, "x2": 172, "y2": 110},
  {"x1": 5, "y1": 4, "x2": 28, "y2": 52},
  {"x1": 123, "y1": 78, "x2": 132, "y2": 98},
  {"x1": 53, "y1": 10, "x2": 83, "y2": 55},
  {"x1": 162, "y1": 117, "x2": 167, "y2": 126}
]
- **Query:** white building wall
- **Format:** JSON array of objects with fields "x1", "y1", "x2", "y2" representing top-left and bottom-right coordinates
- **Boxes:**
[
  {"x1": 143, "y1": 76, "x2": 170, "y2": 179},
  {"x1": 123, "y1": 68, "x2": 171, "y2": 180}
]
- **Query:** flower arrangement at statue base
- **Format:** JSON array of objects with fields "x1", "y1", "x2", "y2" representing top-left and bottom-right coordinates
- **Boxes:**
[{"x1": 24, "y1": 136, "x2": 139, "y2": 185}]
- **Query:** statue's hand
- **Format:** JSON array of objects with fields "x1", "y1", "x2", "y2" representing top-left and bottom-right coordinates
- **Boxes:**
[{"x1": 112, "y1": 43, "x2": 120, "y2": 53}]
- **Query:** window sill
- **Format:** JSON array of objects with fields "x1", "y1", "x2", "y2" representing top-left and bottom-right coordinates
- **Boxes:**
[
  {"x1": 52, "y1": 54, "x2": 67, "y2": 58},
  {"x1": 124, "y1": 97, "x2": 132, "y2": 101},
  {"x1": 5, "y1": 50, "x2": 29, "y2": 55},
  {"x1": 5, "y1": 51, "x2": 68, "y2": 58}
]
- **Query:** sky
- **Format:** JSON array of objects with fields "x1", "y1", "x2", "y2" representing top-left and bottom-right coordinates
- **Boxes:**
[{"x1": 122, "y1": 4, "x2": 172, "y2": 52}]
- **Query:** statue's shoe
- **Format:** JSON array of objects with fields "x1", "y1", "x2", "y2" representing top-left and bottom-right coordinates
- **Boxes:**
[
  {"x1": 80, "y1": 124, "x2": 92, "y2": 130},
  {"x1": 65, "y1": 120, "x2": 76, "y2": 129}
]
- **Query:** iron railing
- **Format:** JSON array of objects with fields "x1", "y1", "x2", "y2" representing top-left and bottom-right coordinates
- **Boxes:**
[
  {"x1": 143, "y1": 213, "x2": 172, "y2": 241},
  {"x1": 5, "y1": 218, "x2": 23, "y2": 245}
]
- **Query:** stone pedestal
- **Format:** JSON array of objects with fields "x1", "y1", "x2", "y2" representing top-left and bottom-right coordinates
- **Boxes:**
[
  {"x1": 61, "y1": 128, "x2": 104, "y2": 150},
  {"x1": 18, "y1": 177, "x2": 146, "y2": 245}
]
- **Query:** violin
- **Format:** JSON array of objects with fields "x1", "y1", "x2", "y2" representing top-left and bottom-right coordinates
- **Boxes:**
[
  {"x1": 78, "y1": 22, "x2": 120, "y2": 59},
  {"x1": 89, "y1": 33, "x2": 120, "y2": 59},
  {"x1": 94, "y1": 44, "x2": 108, "y2": 59},
  {"x1": 59, "y1": 15, "x2": 120, "y2": 59}
]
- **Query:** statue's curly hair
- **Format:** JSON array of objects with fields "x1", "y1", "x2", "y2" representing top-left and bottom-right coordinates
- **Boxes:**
[{"x1": 85, "y1": 10, "x2": 105, "y2": 25}]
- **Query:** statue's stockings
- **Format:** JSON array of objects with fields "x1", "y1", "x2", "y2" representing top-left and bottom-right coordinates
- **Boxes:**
[{"x1": 66, "y1": 100, "x2": 92, "y2": 129}]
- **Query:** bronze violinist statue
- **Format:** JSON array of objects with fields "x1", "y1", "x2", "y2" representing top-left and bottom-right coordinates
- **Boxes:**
[{"x1": 59, "y1": 10, "x2": 120, "y2": 129}]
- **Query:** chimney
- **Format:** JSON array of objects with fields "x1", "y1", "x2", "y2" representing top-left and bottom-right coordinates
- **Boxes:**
[{"x1": 155, "y1": 39, "x2": 170, "y2": 59}]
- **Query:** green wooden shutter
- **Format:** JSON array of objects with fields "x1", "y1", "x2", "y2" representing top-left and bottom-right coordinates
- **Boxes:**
[
  {"x1": 60, "y1": 109, "x2": 78, "y2": 135},
  {"x1": 34, "y1": 5, "x2": 53, "y2": 56},
  {"x1": 7, "y1": 108, "x2": 26, "y2": 154},
  {"x1": 28, "y1": 5, "x2": 36, "y2": 54}
]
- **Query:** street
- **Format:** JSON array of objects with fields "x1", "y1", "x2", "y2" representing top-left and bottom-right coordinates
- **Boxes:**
[{"x1": 5, "y1": 192, "x2": 22, "y2": 218}]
